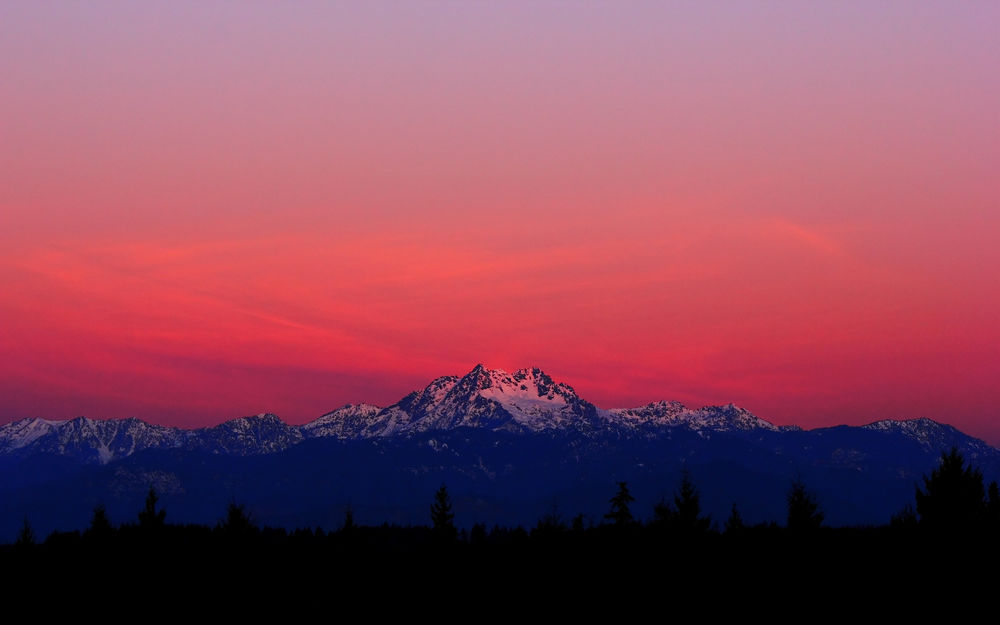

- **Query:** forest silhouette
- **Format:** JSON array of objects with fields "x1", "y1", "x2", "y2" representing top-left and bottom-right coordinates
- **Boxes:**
[{"x1": 5, "y1": 447, "x2": 999, "y2": 603}]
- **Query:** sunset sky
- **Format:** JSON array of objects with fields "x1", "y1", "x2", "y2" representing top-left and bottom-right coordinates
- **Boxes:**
[{"x1": 2, "y1": 3, "x2": 998, "y2": 442}]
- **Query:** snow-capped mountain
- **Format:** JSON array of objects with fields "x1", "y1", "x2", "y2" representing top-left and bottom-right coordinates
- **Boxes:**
[
  {"x1": 302, "y1": 366, "x2": 797, "y2": 439},
  {"x1": 0, "y1": 416, "x2": 186, "y2": 464},
  {"x1": 2, "y1": 364, "x2": 998, "y2": 536},
  {"x1": 861, "y1": 417, "x2": 997, "y2": 462},
  {"x1": 318, "y1": 365, "x2": 603, "y2": 437},
  {"x1": 194, "y1": 413, "x2": 304, "y2": 455},
  {"x1": 606, "y1": 400, "x2": 799, "y2": 433},
  {"x1": 303, "y1": 404, "x2": 382, "y2": 438},
  {"x1": 0, "y1": 413, "x2": 300, "y2": 464},
  {"x1": 0, "y1": 365, "x2": 987, "y2": 465}
]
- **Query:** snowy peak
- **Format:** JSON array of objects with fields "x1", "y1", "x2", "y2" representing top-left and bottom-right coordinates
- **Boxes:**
[
  {"x1": 0, "y1": 417, "x2": 66, "y2": 451},
  {"x1": 690, "y1": 403, "x2": 782, "y2": 432},
  {"x1": 608, "y1": 401, "x2": 780, "y2": 433},
  {"x1": 442, "y1": 365, "x2": 595, "y2": 432},
  {"x1": 0, "y1": 416, "x2": 185, "y2": 463},
  {"x1": 218, "y1": 413, "x2": 287, "y2": 429},
  {"x1": 6, "y1": 367, "x2": 994, "y2": 465},
  {"x1": 346, "y1": 365, "x2": 598, "y2": 436},
  {"x1": 303, "y1": 404, "x2": 383, "y2": 438},
  {"x1": 0, "y1": 413, "x2": 304, "y2": 463},
  {"x1": 863, "y1": 417, "x2": 948, "y2": 434},
  {"x1": 314, "y1": 403, "x2": 382, "y2": 423},
  {"x1": 457, "y1": 365, "x2": 580, "y2": 404},
  {"x1": 198, "y1": 413, "x2": 303, "y2": 455},
  {"x1": 861, "y1": 417, "x2": 992, "y2": 456},
  {"x1": 610, "y1": 400, "x2": 687, "y2": 424}
]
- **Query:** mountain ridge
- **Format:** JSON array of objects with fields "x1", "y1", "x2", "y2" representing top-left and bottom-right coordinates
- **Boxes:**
[
  {"x1": 0, "y1": 364, "x2": 989, "y2": 464},
  {"x1": 2, "y1": 365, "x2": 998, "y2": 538}
]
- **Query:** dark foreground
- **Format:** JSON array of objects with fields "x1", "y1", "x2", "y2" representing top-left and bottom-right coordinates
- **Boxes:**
[{"x1": 3, "y1": 523, "x2": 997, "y2": 616}]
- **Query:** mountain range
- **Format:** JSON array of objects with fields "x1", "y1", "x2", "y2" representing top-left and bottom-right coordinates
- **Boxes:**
[{"x1": 2, "y1": 364, "x2": 996, "y2": 540}]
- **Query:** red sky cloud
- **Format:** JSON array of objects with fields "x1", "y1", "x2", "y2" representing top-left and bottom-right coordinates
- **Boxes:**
[{"x1": 1, "y1": 3, "x2": 998, "y2": 442}]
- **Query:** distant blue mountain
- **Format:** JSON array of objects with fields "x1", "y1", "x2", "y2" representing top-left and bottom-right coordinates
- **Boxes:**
[{"x1": 1, "y1": 365, "x2": 997, "y2": 541}]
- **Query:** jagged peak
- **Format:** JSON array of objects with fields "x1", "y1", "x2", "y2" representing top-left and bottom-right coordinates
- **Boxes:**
[
  {"x1": 339, "y1": 402, "x2": 381, "y2": 412},
  {"x1": 700, "y1": 403, "x2": 754, "y2": 416},
  {"x1": 617, "y1": 399, "x2": 687, "y2": 412},
  {"x1": 426, "y1": 375, "x2": 460, "y2": 388},
  {"x1": 217, "y1": 413, "x2": 288, "y2": 428},
  {"x1": 457, "y1": 364, "x2": 505, "y2": 389},
  {"x1": 862, "y1": 417, "x2": 949, "y2": 432},
  {"x1": 316, "y1": 403, "x2": 382, "y2": 421},
  {"x1": 608, "y1": 400, "x2": 777, "y2": 431},
  {"x1": 1, "y1": 416, "x2": 66, "y2": 428},
  {"x1": 450, "y1": 365, "x2": 579, "y2": 401}
]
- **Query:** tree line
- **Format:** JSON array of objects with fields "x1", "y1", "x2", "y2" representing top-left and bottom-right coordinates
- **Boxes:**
[{"x1": 7, "y1": 446, "x2": 1000, "y2": 552}]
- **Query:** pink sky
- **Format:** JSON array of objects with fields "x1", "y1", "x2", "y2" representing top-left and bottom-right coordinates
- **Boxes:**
[{"x1": 2, "y1": 3, "x2": 998, "y2": 441}]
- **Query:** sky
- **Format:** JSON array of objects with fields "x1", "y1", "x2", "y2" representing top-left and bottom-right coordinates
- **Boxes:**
[{"x1": 1, "y1": 2, "x2": 998, "y2": 441}]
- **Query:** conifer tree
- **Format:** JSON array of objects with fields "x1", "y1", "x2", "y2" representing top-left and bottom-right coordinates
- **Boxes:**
[
  {"x1": 890, "y1": 503, "x2": 918, "y2": 529},
  {"x1": 605, "y1": 481, "x2": 636, "y2": 526},
  {"x1": 786, "y1": 477, "x2": 823, "y2": 531},
  {"x1": 86, "y1": 503, "x2": 113, "y2": 540},
  {"x1": 652, "y1": 496, "x2": 674, "y2": 527},
  {"x1": 138, "y1": 487, "x2": 166, "y2": 529},
  {"x1": 15, "y1": 517, "x2": 35, "y2": 547},
  {"x1": 915, "y1": 447, "x2": 986, "y2": 529},
  {"x1": 469, "y1": 522, "x2": 488, "y2": 545},
  {"x1": 220, "y1": 500, "x2": 256, "y2": 538},
  {"x1": 725, "y1": 503, "x2": 745, "y2": 534},
  {"x1": 987, "y1": 481, "x2": 1000, "y2": 527},
  {"x1": 673, "y1": 470, "x2": 711, "y2": 533},
  {"x1": 534, "y1": 500, "x2": 566, "y2": 535},
  {"x1": 430, "y1": 484, "x2": 457, "y2": 541}
]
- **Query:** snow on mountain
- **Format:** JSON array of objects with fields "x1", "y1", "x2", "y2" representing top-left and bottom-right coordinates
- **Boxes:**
[
  {"x1": 607, "y1": 400, "x2": 785, "y2": 433},
  {"x1": 341, "y1": 365, "x2": 602, "y2": 436},
  {"x1": 0, "y1": 417, "x2": 67, "y2": 451},
  {"x1": 0, "y1": 416, "x2": 187, "y2": 463},
  {"x1": 0, "y1": 413, "x2": 302, "y2": 463},
  {"x1": 0, "y1": 365, "x2": 992, "y2": 465},
  {"x1": 608, "y1": 400, "x2": 687, "y2": 425},
  {"x1": 683, "y1": 403, "x2": 783, "y2": 432},
  {"x1": 303, "y1": 404, "x2": 383, "y2": 438},
  {"x1": 195, "y1": 413, "x2": 304, "y2": 455},
  {"x1": 863, "y1": 417, "x2": 952, "y2": 440},
  {"x1": 862, "y1": 417, "x2": 994, "y2": 459}
]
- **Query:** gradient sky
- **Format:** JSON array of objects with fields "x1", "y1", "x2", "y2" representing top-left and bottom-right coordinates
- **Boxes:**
[{"x1": 1, "y1": 3, "x2": 998, "y2": 441}]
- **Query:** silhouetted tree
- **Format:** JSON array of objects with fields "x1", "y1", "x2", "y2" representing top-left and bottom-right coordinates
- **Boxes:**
[
  {"x1": 725, "y1": 503, "x2": 745, "y2": 534},
  {"x1": 469, "y1": 522, "x2": 487, "y2": 545},
  {"x1": 786, "y1": 477, "x2": 823, "y2": 531},
  {"x1": 672, "y1": 470, "x2": 711, "y2": 533},
  {"x1": 890, "y1": 503, "x2": 918, "y2": 530},
  {"x1": 571, "y1": 513, "x2": 586, "y2": 532},
  {"x1": 220, "y1": 500, "x2": 256, "y2": 538},
  {"x1": 342, "y1": 505, "x2": 356, "y2": 532},
  {"x1": 15, "y1": 517, "x2": 35, "y2": 547},
  {"x1": 534, "y1": 500, "x2": 566, "y2": 536},
  {"x1": 987, "y1": 481, "x2": 1000, "y2": 527},
  {"x1": 652, "y1": 496, "x2": 674, "y2": 527},
  {"x1": 138, "y1": 487, "x2": 166, "y2": 529},
  {"x1": 605, "y1": 481, "x2": 636, "y2": 526},
  {"x1": 86, "y1": 503, "x2": 113, "y2": 540},
  {"x1": 430, "y1": 484, "x2": 457, "y2": 541},
  {"x1": 915, "y1": 447, "x2": 986, "y2": 529}
]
